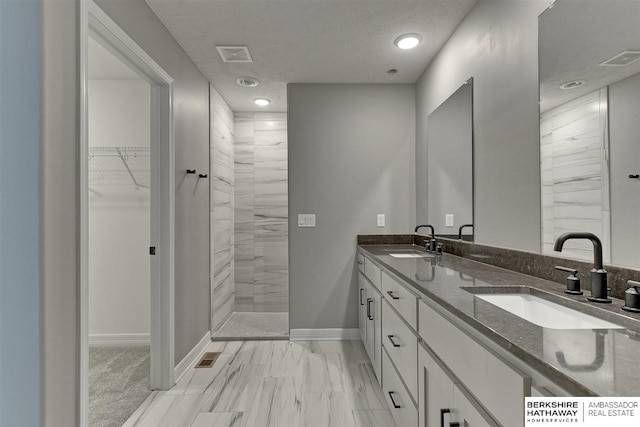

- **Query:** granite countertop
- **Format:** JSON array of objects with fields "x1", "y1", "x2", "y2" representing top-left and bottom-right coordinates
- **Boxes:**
[{"x1": 359, "y1": 244, "x2": 640, "y2": 397}]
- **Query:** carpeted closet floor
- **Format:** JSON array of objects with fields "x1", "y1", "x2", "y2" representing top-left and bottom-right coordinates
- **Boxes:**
[{"x1": 89, "y1": 346, "x2": 151, "y2": 427}]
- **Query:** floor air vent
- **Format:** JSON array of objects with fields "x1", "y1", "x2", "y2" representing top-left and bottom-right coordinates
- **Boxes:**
[{"x1": 195, "y1": 352, "x2": 221, "y2": 368}]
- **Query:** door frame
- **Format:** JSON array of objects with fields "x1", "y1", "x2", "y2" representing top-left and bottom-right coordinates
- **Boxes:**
[{"x1": 79, "y1": 1, "x2": 176, "y2": 425}]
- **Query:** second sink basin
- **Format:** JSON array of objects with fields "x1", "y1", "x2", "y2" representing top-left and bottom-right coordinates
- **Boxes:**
[
  {"x1": 473, "y1": 292, "x2": 624, "y2": 330},
  {"x1": 389, "y1": 250, "x2": 433, "y2": 258}
]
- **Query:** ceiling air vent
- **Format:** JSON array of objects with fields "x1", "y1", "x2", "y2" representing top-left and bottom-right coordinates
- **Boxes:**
[
  {"x1": 600, "y1": 50, "x2": 640, "y2": 66},
  {"x1": 216, "y1": 46, "x2": 253, "y2": 63}
]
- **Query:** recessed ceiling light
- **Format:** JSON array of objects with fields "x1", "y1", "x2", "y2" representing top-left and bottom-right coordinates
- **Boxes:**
[
  {"x1": 254, "y1": 98, "x2": 270, "y2": 106},
  {"x1": 559, "y1": 80, "x2": 587, "y2": 90},
  {"x1": 394, "y1": 34, "x2": 422, "y2": 50},
  {"x1": 236, "y1": 77, "x2": 259, "y2": 87}
]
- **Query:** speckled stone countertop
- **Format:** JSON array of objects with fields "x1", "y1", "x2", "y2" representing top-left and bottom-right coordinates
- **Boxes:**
[{"x1": 359, "y1": 244, "x2": 640, "y2": 397}]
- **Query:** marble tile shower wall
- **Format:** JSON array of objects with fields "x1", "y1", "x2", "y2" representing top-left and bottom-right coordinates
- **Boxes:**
[
  {"x1": 211, "y1": 85, "x2": 235, "y2": 331},
  {"x1": 234, "y1": 112, "x2": 288, "y2": 312},
  {"x1": 540, "y1": 88, "x2": 611, "y2": 263}
]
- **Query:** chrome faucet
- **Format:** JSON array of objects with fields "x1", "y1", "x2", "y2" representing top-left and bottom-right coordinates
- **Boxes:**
[
  {"x1": 415, "y1": 224, "x2": 437, "y2": 252},
  {"x1": 554, "y1": 232, "x2": 611, "y2": 303}
]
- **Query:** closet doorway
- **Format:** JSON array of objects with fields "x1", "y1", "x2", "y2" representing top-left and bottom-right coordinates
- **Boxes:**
[
  {"x1": 87, "y1": 34, "x2": 152, "y2": 426},
  {"x1": 80, "y1": 2, "x2": 175, "y2": 426}
]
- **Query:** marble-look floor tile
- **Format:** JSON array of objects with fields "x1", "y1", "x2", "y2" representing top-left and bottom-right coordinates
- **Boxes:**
[
  {"x1": 264, "y1": 341, "x2": 307, "y2": 378},
  {"x1": 166, "y1": 353, "x2": 232, "y2": 395},
  {"x1": 342, "y1": 363, "x2": 387, "y2": 410},
  {"x1": 190, "y1": 412, "x2": 244, "y2": 427},
  {"x1": 304, "y1": 352, "x2": 346, "y2": 392},
  {"x1": 242, "y1": 377, "x2": 303, "y2": 427},
  {"x1": 200, "y1": 364, "x2": 265, "y2": 412},
  {"x1": 124, "y1": 341, "x2": 392, "y2": 426},
  {"x1": 301, "y1": 392, "x2": 357, "y2": 427},
  {"x1": 352, "y1": 409, "x2": 396, "y2": 427},
  {"x1": 122, "y1": 393, "x2": 204, "y2": 427}
]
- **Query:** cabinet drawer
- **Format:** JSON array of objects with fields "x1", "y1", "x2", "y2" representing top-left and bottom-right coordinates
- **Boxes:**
[
  {"x1": 419, "y1": 300, "x2": 530, "y2": 426},
  {"x1": 382, "y1": 300, "x2": 418, "y2": 401},
  {"x1": 382, "y1": 272, "x2": 418, "y2": 330},
  {"x1": 364, "y1": 256, "x2": 382, "y2": 291},
  {"x1": 383, "y1": 349, "x2": 418, "y2": 427},
  {"x1": 357, "y1": 253, "x2": 365, "y2": 273}
]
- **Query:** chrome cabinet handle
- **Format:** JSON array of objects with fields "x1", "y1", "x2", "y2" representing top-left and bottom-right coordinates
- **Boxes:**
[
  {"x1": 360, "y1": 288, "x2": 365, "y2": 305},
  {"x1": 440, "y1": 409, "x2": 451, "y2": 427},
  {"x1": 387, "y1": 335, "x2": 400, "y2": 347},
  {"x1": 367, "y1": 298, "x2": 373, "y2": 320},
  {"x1": 388, "y1": 391, "x2": 401, "y2": 409},
  {"x1": 387, "y1": 290, "x2": 399, "y2": 300}
]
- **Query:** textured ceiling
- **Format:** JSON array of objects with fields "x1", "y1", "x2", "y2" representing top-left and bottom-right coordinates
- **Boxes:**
[
  {"x1": 89, "y1": 36, "x2": 142, "y2": 80},
  {"x1": 145, "y1": 0, "x2": 477, "y2": 112},
  {"x1": 539, "y1": 0, "x2": 640, "y2": 113}
]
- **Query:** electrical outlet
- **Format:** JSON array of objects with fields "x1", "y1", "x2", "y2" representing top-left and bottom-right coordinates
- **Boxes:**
[
  {"x1": 445, "y1": 214, "x2": 454, "y2": 227},
  {"x1": 377, "y1": 214, "x2": 385, "y2": 227},
  {"x1": 298, "y1": 214, "x2": 316, "y2": 227}
]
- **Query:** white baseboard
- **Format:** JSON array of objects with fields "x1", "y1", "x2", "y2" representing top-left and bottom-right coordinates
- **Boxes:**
[
  {"x1": 174, "y1": 331, "x2": 211, "y2": 383},
  {"x1": 289, "y1": 328, "x2": 360, "y2": 341},
  {"x1": 89, "y1": 333, "x2": 150, "y2": 346}
]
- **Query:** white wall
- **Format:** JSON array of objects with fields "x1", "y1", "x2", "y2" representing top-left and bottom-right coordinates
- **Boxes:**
[
  {"x1": 0, "y1": 0, "x2": 41, "y2": 424},
  {"x1": 288, "y1": 84, "x2": 416, "y2": 329},
  {"x1": 416, "y1": 0, "x2": 548, "y2": 252},
  {"x1": 88, "y1": 79, "x2": 151, "y2": 339}
]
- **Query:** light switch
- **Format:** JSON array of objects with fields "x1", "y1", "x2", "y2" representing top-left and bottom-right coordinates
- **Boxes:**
[
  {"x1": 377, "y1": 214, "x2": 385, "y2": 227},
  {"x1": 298, "y1": 214, "x2": 316, "y2": 227},
  {"x1": 445, "y1": 214, "x2": 454, "y2": 227}
]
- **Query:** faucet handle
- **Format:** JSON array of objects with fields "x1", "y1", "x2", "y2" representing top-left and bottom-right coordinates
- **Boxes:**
[
  {"x1": 555, "y1": 265, "x2": 583, "y2": 295},
  {"x1": 622, "y1": 280, "x2": 640, "y2": 313},
  {"x1": 555, "y1": 265, "x2": 577, "y2": 275}
]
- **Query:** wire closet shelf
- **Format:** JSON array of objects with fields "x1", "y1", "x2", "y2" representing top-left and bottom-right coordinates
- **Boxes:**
[{"x1": 88, "y1": 146, "x2": 150, "y2": 190}]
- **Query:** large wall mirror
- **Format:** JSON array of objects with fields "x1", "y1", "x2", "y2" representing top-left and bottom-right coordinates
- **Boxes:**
[
  {"x1": 539, "y1": 0, "x2": 640, "y2": 268},
  {"x1": 421, "y1": 78, "x2": 474, "y2": 241}
]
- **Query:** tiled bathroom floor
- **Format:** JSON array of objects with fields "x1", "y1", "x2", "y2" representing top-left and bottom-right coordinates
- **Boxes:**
[
  {"x1": 211, "y1": 312, "x2": 289, "y2": 340},
  {"x1": 123, "y1": 340, "x2": 395, "y2": 427}
]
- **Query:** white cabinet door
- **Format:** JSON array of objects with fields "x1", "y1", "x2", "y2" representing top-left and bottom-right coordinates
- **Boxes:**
[
  {"x1": 452, "y1": 385, "x2": 496, "y2": 427},
  {"x1": 419, "y1": 343, "x2": 454, "y2": 427},
  {"x1": 369, "y1": 286, "x2": 382, "y2": 382},
  {"x1": 358, "y1": 272, "x2": 367, "y2": 343},
  {"x1": 365, "y1": 281, "x2": 376, "y2": 359}
]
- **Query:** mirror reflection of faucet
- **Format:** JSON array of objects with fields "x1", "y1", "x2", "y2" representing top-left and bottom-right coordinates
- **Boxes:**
[
  {"x1": 555, "y1": 330, "x2": 607, "y2": 372},
  {"x1": 458, "y1": 224, "x2": 473, "y2": 241}
]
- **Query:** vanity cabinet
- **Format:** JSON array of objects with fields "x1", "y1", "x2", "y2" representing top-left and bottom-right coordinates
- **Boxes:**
[
  {"x1": 419, "y1": 342, "x2": 497, "y2": 427},
  {"x1": 419, "y1": 299, "x2": 530, "y2": 426},
  {"x1": 358, "y1": 264, "x2": 382, "y2": 383},
  {"x1": 358, "y1": 248, "x2": 532, "y2": 427}
]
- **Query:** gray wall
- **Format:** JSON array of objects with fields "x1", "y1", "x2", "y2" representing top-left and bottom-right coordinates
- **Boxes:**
[
  {"x1": 0, "y1": 1, "x2": 41, "y2": 425},
  {"x1": 95, "y1": 0, "x2": 211, "y2": 362},
  {"x1": 609, "y1": 72, "x2": 640, "y2": 267},
  {"x1": 424, "y1": 81, "x2": 473, "y2": 235},
  {"x1": 288, "y1": 84, "x2": 416, "y2": 329},
  {"x1": 41, "y1": 0, "x2": 80, "y2": 424},
  {"x1": 416, "y1": 0, "x2": 548, "y2": 252}
]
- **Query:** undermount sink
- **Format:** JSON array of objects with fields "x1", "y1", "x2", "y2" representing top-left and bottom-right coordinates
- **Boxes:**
[
  {"x1": 388, "y1": 250, "x2": 432, "y2": 258},
  {"x1": 473, "y1": 292, "x2": 624, "y2": 330}
]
